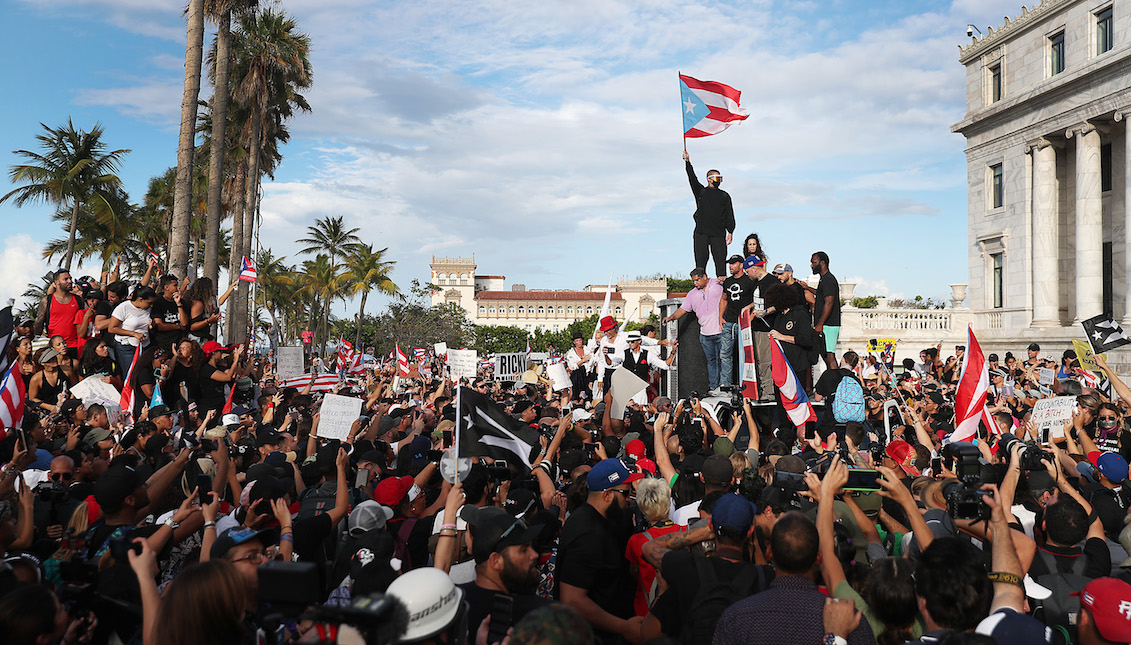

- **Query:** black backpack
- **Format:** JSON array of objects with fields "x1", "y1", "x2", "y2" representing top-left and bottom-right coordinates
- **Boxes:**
[
  {"x1": 1032, "y1": 549, "x2": 1091, "y2": 640},
  {"x1": 680, "y1": 556, "x2": 766, "y2": 645}
]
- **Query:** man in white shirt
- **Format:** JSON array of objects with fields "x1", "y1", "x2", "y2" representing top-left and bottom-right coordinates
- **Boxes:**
[
  {"x1": 564, "y1": 332, "x2": 596, "y2": 401},
  {"x1": 621, "y1": 330, "x2": 676, "y2": 405},
  {"x1": 595, "y1": 316, "x2": 628, "y2": 395}
]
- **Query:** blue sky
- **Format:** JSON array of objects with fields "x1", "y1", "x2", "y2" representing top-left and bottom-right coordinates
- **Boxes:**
[{"x1": 0, "y1": 0, "x2": 1028, "y2": 314}]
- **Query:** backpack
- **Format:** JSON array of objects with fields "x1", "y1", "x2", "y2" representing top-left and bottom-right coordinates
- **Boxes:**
[
  {"x1": 1032, "y1": 549, "x2": 1091, "y2": 639},
  {"x1": 680, "y1": 556, "x2": 765, "y2": 645},
  {"x1": 296, "y1": 481, "x2": 338, "y2": 520},
  {"x1": 832, "y1": 373, "x2": 866, "y2": 423}
]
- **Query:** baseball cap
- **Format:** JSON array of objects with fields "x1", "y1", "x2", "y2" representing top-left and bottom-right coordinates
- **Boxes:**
[
  {"x1": 598, "y1": 316, "x2": 616, "y2": 332},
  {"x1": 624, "y1": 439, "x2": 646, "y2": 459},
  {"x1": 82, "y1": 428, "x2": 113, "y2": 445},
  {"x1": 711, "y1": 493, "x2": 756, "y2": 534},
  {"x1": 348, "y1": 500, "x2": 394, "y2": 536},
  {"x1": 210, "y1": 526, "x2": 279, "y2": 560},
  {"x1": 59, "y1": 398, "x2": 84, "y2": 418},
  {"x1": 587, "y1": 458, "x2": 643, "y2": 491},
  {"x1": 702, "y1": 455, "x2": 734, "y2": 487},
  {"x1": 743, "y1": 256, "x2": 765, "y2": 270},
  {"x1": 885, "y1": 440, "x2": 919, "y2": 476},
  {"x1": 1097, "y1": 452, "x2": 1129, "y2": 484},
  {"x1": 928, "y1": 391, "x2": 945, "y2": 406},
  {"x1": 502, "y1": 488, "x2": 538, "y2": 519},
  {"x1": 1028, "y1": 343, "x2": 1041, "y2": 351},
  {"x1": 772, "y1": 263, "x2": 793, "y2": 274},
  {"x1": 148, "y1": 404, "x2": 172, "y2": 418},
  {"x1": 373, "y1": 475, "x2": 422, "y2": 507},
  {"x1": 460, "y1": 505, "x2": 543, "y2": 564},
  {"x1": 93, "y1": 465, "x2": 144, "y2": 512},
  {"x1": 726, "y1": 254, "x2": 744, "y2": 265},
  {"x1": 201, "y1": 340, "x2": 229, "y2": 355},
  {"x1": 1073, "y1": 578, "x2": 1131, "y2": 643},
  {"x1": 975, "y1": 607, "x2": 1063, "y2": 644}
]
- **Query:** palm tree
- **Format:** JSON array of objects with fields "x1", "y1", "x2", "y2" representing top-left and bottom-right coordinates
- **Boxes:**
[
  {"x1": 343, "y1": 244, "x2": 398, "y2": 348},
  {"x1": 298, "y1": 254, "x2": 339, "y2": 352},
  {"x1": 297, "y1": 216, "x2": 361, "y2": 274},
  {"x1": 253, "y1": 248, "x2": 294, "y2": 341},
  {"x1": 169, "y1": 0, "x2": 207, "y2": 278},
  {"x1": 226, "y1": 8, "x2": 312, "y2": 343},
  {"x1": 1, "y1": 120, "x2": 129, "y2": 270}
]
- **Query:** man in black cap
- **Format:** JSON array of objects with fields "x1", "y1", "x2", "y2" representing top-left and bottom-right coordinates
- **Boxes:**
[
  {"x1": 1025, "y1": 343, "x2": 1041, "y2": 369},
  {"x1": 672, "y1": 454, "x2": 734, "y2": 526},
  {"x1": 458, "y1": 505, "x2": 551, "y2": 642},
  {"x1": 719, "y1": 254, "x2": 754, "y2": 391},
  {"x1": 14, "y1": 318, "x2": 33, "y2": 339},
  {"x1": 86, "y1": 458, "x2": 199, "y2": 561},
  {"x1": 683, "y1": 150, "x2": 735, "y2": 279},
  {"x1": 512, "y1": 400, "x2": 541, "y2": 427}
]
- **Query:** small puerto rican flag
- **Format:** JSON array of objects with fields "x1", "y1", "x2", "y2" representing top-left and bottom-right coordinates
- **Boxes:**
[{"x1": 238, "y1": 256, "x2": 257, "y2": 283}]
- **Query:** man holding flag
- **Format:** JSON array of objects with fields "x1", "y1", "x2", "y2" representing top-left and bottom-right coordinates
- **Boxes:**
[{"x1": 683, "y1": 150, "x2": 735, "y2": 279}]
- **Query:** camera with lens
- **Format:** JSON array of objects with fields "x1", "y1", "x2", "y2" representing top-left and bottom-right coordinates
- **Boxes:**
[
  {"x1": 997, "y1": 433, "x2": 1052, "y2": 471},
  {"x1": 718, "y1": 384, "x2": 745, "y2": 407},
  {"x1": 34, "y1": 480, "x2": 69, "y2": 504},
  {"x1": 942, "y1": 442, "x2": 989, "y2": 521}
]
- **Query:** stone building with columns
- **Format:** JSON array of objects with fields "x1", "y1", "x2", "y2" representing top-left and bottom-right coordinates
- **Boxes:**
[
  {"x1": 952, "y1": 0, "x2": 1131, "y2": 339},
  {"x1": 428, "y1": 256, "x2": 667, "y2": 332}
]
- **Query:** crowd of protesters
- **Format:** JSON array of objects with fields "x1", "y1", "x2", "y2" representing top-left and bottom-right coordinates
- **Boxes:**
[{"x1": 5, "y1": 185, "x2": 1131, "y2": 645}]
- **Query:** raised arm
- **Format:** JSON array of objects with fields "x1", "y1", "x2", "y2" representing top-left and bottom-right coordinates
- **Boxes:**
[
  {"x1": 818, "y1": 457, "x2": 850, "y2": 591},
  {"x1": 651, "y1": 412, "x2": 677, "y2": 484}
]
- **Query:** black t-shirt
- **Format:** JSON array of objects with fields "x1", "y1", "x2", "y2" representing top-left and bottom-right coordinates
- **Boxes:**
[
  {"x1": 750, "y1": 274, "x2": 781, "y2": 332},
  {"x1": 95, "y1": 300, "x2": 115, "y2": 342},
  {"x1": 149, "y1": 297, "x2": 183, "y2": 350},
  {"x1": 1027, "y1": 539, "x2": 1111, "y2": 580},
  {"x1": 458, "y1": 582, "x2": 552, "y2": 644},
  {"x1": 814, "y1": 368, "x2": 853, "y2": 437},
  {"x1": 198, "y1": 363, "x2": 227, "y2": 412},
  {"x1": 555, "y1": 504, "x2": 635, "y2": 636},
  {"x1": 651, "y1": 551, "x2": 772, "y2": 638},
  {"x1": 165, "y1": 361, "x2": 200, "y2": 409},
  {"x1": 292, "y1": 512, "x2": 334, "y2": 562},
  {"x1": 813, "y1": 272, "x2": 842, "y2": 327},
  {"x1": 721, "y1": 275, "x2": 754, "y2": 323},
  {"x1": 1084, "y1": 484, "x2": 1130, "y2": 541},
  {"x1": 133, "y1": 367, "x2": 158, "y2": 417}
]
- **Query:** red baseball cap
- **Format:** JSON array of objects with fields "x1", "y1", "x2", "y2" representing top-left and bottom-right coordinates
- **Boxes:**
[
  {"x1": 885, "y1": 440, "x2": 920, "y2": 476},
  {"x1": 625, "y1": 439, "x2": 646, "y2": 459},
  {"x1": 202, "y1": 340, "x2": 230, "y2": 355},
  {"x1": 374, "y1": 476, "x2": 421, "y2": 507},
  {"x1": 1073, "y1": 577, "x2": 1131, "y2": 642}
]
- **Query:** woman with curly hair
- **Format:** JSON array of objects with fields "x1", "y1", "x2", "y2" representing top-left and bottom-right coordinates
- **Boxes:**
[{"x1": 183, "y1": 277, "x2": 237, "y2": 342}]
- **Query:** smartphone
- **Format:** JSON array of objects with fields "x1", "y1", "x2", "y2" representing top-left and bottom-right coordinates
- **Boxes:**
[
  {"x1": 582, "y1": 442, "x2": 598, "y2": 453},
  {"x1": 604, "y1": 347, "x2": 614, "y2": 355},
  {"x1": 442, "y1": 430, "x2": 453, "y2": 446},
  {"x1": 488, "y1": 591, "x2": 514, "y2": 645},
  {"x1": 772, "y1": 470, "x2": 808, "y2": 492},
  {"x1": 195, "y1": 474, "x2": 212, "y2": 500},
  {"x1": 427, "y1": 450, "x2": 444, "y2": 463},
  {"x1": 843, "y1": 469, "x2": 883, "y2": 492},
  {"x1": 355, "y1": 467, "x2": 370, "y2": 489},
  {"x1": 931, "y1": 457, "x2": 942, "y2": 474}
]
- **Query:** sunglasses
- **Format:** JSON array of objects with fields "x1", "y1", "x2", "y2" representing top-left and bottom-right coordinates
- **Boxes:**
[{"x1": 50, "y1": 472, "x2": 74, "y2": 482}]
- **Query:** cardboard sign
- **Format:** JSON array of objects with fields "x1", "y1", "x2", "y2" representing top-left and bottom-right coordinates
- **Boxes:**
[
  {"x1": 1072, "y1": 339, "x2": 1105, "y2": 372},
  {"x1": 546, "y1": 363, "x2": 571, "y2": 391},
  {"x1": 318, "y1": 393, "x2": 363, "y2": 441},
  {"x1": 434, "y1": 342, "x2": 449, "y2": 357},
  {"x1": 447, "y1": 349, "x2": 478, "y2": 381},
  {"x1": 1032, "y1": 396, "x2": 1076, "y2": 439},
  {"x1": 609, "y1": 367, "x2": 648, "y2": 420},
  {"x1": 494, "y1": 353, "x2": 528, "y2": 381},
  {"x1": 1039, "y1": 368, "x2": 1056, "y2": 386},
  {"x1": 276, "y1": 346, "x2": 305, "y2": 380}
]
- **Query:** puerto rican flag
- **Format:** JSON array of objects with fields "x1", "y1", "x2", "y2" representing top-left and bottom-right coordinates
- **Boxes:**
[
  {"x1": 281, "y1": 373, "x2": 339, "y2": 392},
  {"x1": 119, "y1": 344, "x2": 142, "y2": 421},
  {"x1": 238, "y1": 256, "x2": 257, "y2": 283},
  {"x1": 525, "y1": 339, "x2": 532, "y2": 360},
  {"x1": 680, "y1": 74, "x2": 749, "y2": 138},
  {"x1": 413, "y1": 348, "x2": 427, "y2": 361},
  {"x1": 953, "y1": 327, "x2": 996, "y2": 442},
  {"x1": 396, "y1": 344, "x2": 409, "y2": 377},
  {"x1": 0, "y1": 363, "x2": 26, "y2": 433},
  {"x1": 769, "y1": 337, "x2": 816, "y2": 428}
]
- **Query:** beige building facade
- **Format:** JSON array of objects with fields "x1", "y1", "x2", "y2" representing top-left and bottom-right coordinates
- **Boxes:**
[
  {"x1": 429, "y1": 256, "x2": 667, "y2": 331},
  {"x1": 952, "y1": 0, "x2": 1131, "y2": 337}
]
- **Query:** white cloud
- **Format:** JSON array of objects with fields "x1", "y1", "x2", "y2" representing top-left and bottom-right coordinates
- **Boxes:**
[
  {"x1": 74, "y1": 81, "x2": 183, "y2": 125},
  {"x1": 0, "y1": 235, "x2": 50, "y2": 307}
]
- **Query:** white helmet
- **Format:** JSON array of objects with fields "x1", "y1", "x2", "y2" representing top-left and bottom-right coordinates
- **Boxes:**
[{"x1": 385, "y1": 568, "x2": 467, "y2": 643}]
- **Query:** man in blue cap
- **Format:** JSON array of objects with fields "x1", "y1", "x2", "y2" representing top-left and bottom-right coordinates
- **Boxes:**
[
  {"x1": 556, "y1": 459, "x2": 643, "y2": 644},
  {"x1": 640, "y1": 493, "x2": 773, "y2": 643}
]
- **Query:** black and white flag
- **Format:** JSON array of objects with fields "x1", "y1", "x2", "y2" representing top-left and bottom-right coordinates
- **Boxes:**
[
  {"x1": 0, "y1": 306, "x2": 14, "y2": 378},
  {"x1": 457, "y1": 386, "x2": 541, "y2": 472},
  {"x1": 1081, "y1": 313, "x2": 1131, "y2": 354}
]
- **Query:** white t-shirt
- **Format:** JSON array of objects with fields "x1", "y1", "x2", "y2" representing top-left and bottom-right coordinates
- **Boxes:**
[{"x1": 111, "y1": 301, "x2": 151, "y2": 347}]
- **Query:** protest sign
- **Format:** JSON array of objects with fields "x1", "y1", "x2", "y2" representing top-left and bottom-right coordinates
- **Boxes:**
[
  {"x1": 276, "y1": 346, "x2": 304, "y2": 380},
  {"x1": 495, "y1": 353, "x2": 527, "y2": 381},
  {"x1": 609, "y1": 367, "x2": 648, "y2": 420},
  {"x1": 866, "y1": 338, "x2": 899, "y2": 353},
  {"x1": 546, "y1": 363, "x2": 571, "y2": 391},
  {"x1": 1072, "y1": 338, "x2": 1105, "y2": 372},
  {"x1": 1039, "y1": 368, "x2": 1055, "y2": 386},
  {"x1": 434, "y1": 342, "x2": 449, "y2": 357},
  {"x1": 447, "y1": 349, "x2": 478, "y2": 381},
  {"x1": 318, "y1": 393, "x2": 362, "y2": 441},
  {"x1": 1032, "y1": 396, "x2": 1076, "y2": 440}
]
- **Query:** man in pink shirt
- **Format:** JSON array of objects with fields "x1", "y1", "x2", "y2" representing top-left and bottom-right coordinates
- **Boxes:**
[{"x1": 662, "y1": 267, "x2": 725, "y2": 394}]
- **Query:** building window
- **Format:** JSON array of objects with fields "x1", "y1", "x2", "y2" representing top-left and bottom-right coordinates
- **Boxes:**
[
  {"x1": 991, "y1": 253, "x2": 1004, "y2": 309},
  {"x1": 1102, "y1": 143, "x2": 1113, "y2": 191},
  {"x1": 518, "y1": 306, "x2": 525, "y2": 314},
  {"x1": 990, "y1": 163, "x2": 1004, "y2": 209},
  {"x1": 488, "y1": 306, "x2": 496, "y2": 314},
  {"x1": 1098, "y1": 7, "x2": 1114, "y2": 55},
  {"x1": 586, "y1": 306, "x2": 593, "y2": 314},
  {"x1": 556, "y1": 306, "x2": 562, "y2": 314},
  {"x1": 509, "y1": 306, "x2": 515, "y2": 314},
  {"x1": 615, "y1": 306, "x2": 622, "y2": 315},
  {"x1": 537, "y1": 306, "x2": 545, "y2": 315},
  {"x1": 479, "y1": 306, "x2": 486, "y2": 314},
  {"x1": 567, "y1": 306, "x2": 573, "y2": 315},
  {"x1": 525, "y1": 325, "x2": 531, "y2": 330},
  {"x1": 988, "y1": 63, "x2": 1002, "y2": 103},
  {"x1": 1050, "y1": 32, "x2": 1065, "y2": 75}
]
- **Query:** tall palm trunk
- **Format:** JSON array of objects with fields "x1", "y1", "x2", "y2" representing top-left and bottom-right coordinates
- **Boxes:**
[
  {"x1": 64, "y1": 200, "x2": 80, "y2": 271},
  {"x1": 226, "y1": 162, "x2": 246, "y2": 341},
  {"x1": 205, "y1": 9, "x2": 231, "y2": 286},
  {"x1": 354, "y1": 291, "x2": 368, "y2": 349},
  {"x1": 233, "y1": 108, "x2": 262, "y2": 346},
  {"x1": 170, "y1": 0, "x2": 206, "y2": 278}
]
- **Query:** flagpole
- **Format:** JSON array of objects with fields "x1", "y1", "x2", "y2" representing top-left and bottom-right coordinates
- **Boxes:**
[
  {"x1": 454, "y1": 384, "x2": 462, "y2": 481},
  {"x1": 679, "y1": 70, "x2": 687, "y2": 153}
]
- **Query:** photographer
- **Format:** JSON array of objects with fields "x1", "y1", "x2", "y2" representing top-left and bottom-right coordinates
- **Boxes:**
[{"x1": 33, "y1": 455, "x2": 82, "y2": 543}]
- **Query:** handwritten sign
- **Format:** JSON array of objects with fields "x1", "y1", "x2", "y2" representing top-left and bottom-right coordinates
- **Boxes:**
[
  {"x1": 866, "y1": 338, "x2": 899, "y2": 353},
  {"x1": 1032, "y1": 396, "x2": 1076, "y2": 440},
  {"x1": 275, "y1": 346, "x2": 304, "y2": 380},
  {"x1": 318, "y1": 393, "x2": 362, "y2": 441},
  {"x1": 546, "y1": 363, "x2": 571, "y2": 391},
  {"x1": 495, "y1": 353, "x2": 527, "y2": 381},
  {"x1": 447, "y1": 349, "x2": 478, "y2": 381},
  {"x1": 434, "y1": 342, "x2": 448, "y2": 357},
  {"x1": 1039, "y1": 368, "x2": 1056, "y2": 386}
]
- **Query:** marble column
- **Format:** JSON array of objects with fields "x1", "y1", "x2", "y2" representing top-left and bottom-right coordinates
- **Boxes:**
[
  {"x1": 1031, "y1": 139, "x2": 1060, "y2": 326},
  {"x1": 1075, "y1": 124, "x2": 1103, "y2": 321},
  {"x1": 1125, "y1": 120, "x2": 1131, "y2": 326}
]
